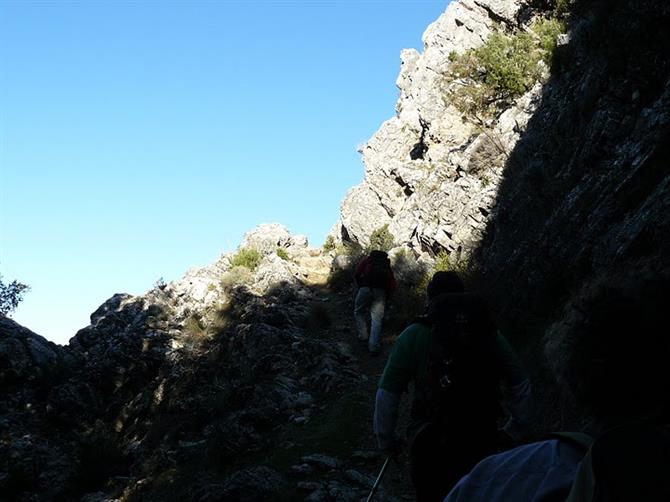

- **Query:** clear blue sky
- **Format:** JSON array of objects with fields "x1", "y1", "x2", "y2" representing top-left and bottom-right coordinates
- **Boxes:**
[{"x1": 0, "y1": 0, "x2": 448, "y2": 344}]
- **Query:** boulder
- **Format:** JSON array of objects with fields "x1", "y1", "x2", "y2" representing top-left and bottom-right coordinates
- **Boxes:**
[
  {"x1": 0, "y1": 316, "x2": 61, "y2": 383},
  {"x1": 241, "y1": 223, "x2": 308, "y2": 254}
]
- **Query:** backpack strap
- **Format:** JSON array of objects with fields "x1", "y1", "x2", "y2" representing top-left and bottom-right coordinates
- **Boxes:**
[
  {"x1": 549, "y1": 432, "x2": 594, "y2": 450},
  {"x1": 564, "y1": 447, "x2": 596, "y2": 502},
  {"x1": 548, "y1": 432, "x2": 594, "y2": 502},
  {"x1": 423, "y1": 294, "x2": 501, "y2": 432}
]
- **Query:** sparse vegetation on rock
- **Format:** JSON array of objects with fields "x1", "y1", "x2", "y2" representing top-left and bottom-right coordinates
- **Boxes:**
[
  {"x1": 230, "y1": 247, "x2": 262, "y2": 271},
  {"x1": 322, "y1": 235, "x2": 336, "y2": 252},
  {"x1": 0, "y1": 275, "x2": 29, "y2": 315},
  {"x1": 445, "y1": 17, "x2": 564, "y2": 118},
  {"x1": 220, "y1": 265, "x2": 253, "y2": 293},
  {"x1": 367, "y1": 224, "x2": 395, "y2": 252}
]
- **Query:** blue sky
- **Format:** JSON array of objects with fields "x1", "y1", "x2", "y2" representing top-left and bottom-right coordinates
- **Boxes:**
[{"x1": 0, "y1": 0, "x2": 448, "y2": 344}]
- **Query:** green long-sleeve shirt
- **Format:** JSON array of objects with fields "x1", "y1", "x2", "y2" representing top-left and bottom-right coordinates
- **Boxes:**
[{"x1": 379, "y1": 322, "x2": 528, "y2": 406}]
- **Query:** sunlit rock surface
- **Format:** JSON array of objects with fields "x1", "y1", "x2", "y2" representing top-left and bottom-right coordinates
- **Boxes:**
[{"x1": 337, "y1": 0, "x2": 537, "y2": 260}]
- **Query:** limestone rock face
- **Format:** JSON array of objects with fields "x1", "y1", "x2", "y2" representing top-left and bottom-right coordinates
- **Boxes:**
[
  {"x1": 163, "y1": 223, "x2": 312, "y2": 318},
  {"x1": 338, "y1": 0, "x2": 532, "y2": 258},
  {"x1": 337, "y1": 0, "x2": 670, "y2": 386},
  {"x1": 0, "y1": 224, "x2": 363, "y2": 501},
  {"x1": 241, "y1": 222, "x2": 308, "y2": 254},
  {"x1": 336, "y1": 0, "x2": 670, "y2": 348},
  {"x1": 253, "y1": 252, "x2": 301, "y2": 292}
]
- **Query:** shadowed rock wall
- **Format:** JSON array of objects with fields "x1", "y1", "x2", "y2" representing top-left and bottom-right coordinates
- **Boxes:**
[{"x1": 474, "y1": 0, "x2": 670, "y2": 337}]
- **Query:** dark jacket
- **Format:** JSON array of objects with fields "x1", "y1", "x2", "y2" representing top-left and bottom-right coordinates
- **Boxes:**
[{"x1": 354, "y1": 256, "x2": 396, "y2": 293}]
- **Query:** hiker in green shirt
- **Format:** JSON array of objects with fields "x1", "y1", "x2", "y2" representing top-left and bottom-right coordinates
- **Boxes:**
[{"x1": 373, "y1": 271, "x2": 531, "y2": 502}]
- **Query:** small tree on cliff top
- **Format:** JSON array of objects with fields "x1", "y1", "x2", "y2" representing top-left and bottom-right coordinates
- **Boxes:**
[{"x1": 0, "y1": 275, "x2": 30, "y2": 315}]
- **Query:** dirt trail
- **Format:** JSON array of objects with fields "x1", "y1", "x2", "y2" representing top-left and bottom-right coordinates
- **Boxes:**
[
  {"x1": 259, "y1": 252, "x2": 415, "y2": 499},
  {"x1": 302, "y1": 282, "x2": 414, "y2": 500}
]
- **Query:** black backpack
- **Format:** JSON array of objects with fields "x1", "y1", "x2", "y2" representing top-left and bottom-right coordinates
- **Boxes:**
[
  {"x1": 360, "y1": 251, "x2": 391, "y2": 289},
  {"x1": 422, "y1": 293, "x2": 501, "y2": 435}
]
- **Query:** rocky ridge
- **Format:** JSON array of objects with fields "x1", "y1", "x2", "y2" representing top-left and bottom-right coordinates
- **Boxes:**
[
  {"x1": 1, "y1": 223, "x2": 409, "y2": 501},
  {"x1": 337, "y1": 0, "x2": 669, "y2": 341},
  {"x1": 336, "y1": 0, "x2": 545, "y2": 259}
]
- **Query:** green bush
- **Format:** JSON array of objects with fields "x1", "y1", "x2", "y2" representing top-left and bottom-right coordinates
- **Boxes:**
[
  {"x1": 276, "y1": 247, "x2": 289, "y2": 261},
  {"x1": 181, "y1": 312, "x2": 213, "y2": 349},
  {"x1": 447, "y1": 31, "x2": 540, "y2": 116},
  {"x1": 391, "y1": 247, "x2": 411, "y2": 267},
  {"x1": 403, "y1": 250, "x2": 470, "y2": 301},
  {"x1": 230, "y1": 247, "x2": 261, "y2": 271},
  {"x1": 335, "y1": 240, "x2": 364, "y2": 258},
  {"x1": 0, "y1": 274, "x2": 29, "y2": 315},
  {"x1": 534, "y1": 18, "x2": 565, "y2": 60},
  {"x1": 388, "y1": 249, "x2": 480, "y2": 330},
  {"x1": 432, "y1": 250, "x2": 474, "y2": 285},
  {"x1": 322, "y1": 235, "x2": 336, "y2": 252},
  {"x1": 553, "y1": 0, "x2": 573, "y2": 16},
  {"x1": 445, "y1": 17, "x2": 565, "y2": 117},
  {"x1": 327, "y1": 263, "x2": 354, "y2": 291},
  {"x1": 327, "y1": 239, "x2": 365, "y2": 291},
  {"x1": 480, "y1": 32, "x2": 537, "y2": 96},
  {"x1": 387, "y1": 249, "x2": 430, "y2": 330},
  {"x1": 220, "y1": 266, "x2": 253, "y2": 293},
  {"x1": 210, "y1": 302, "x2": 233, "y2": 333},
  {"x1": 433, "y1": 250, "x2": 452, "y2": 273},
  {"x1": 183, "y1": 313, "x2": 206, "y2": 337},
  {"x1": 368, "y1": 224, "x2": 395, "y2": 253}
]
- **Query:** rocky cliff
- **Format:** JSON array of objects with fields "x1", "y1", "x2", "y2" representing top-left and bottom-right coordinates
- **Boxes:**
[
  {"x1": 1, "y1": 224, "x2": 407, "y2": 501},
  {"x1": 2, "y1": 0, "x2": 669, "y2": 500},
  {"x1": 337, "y1": 0, "x2": 544, "y2": 258},
  {"x1": 336, "y1": 0, "x2": 669, "y2": 337},
  {"x1": 474, "y1": 0, "x2": 670, "y2": 334}
]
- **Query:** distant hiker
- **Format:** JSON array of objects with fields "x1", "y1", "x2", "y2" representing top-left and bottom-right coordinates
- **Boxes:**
[
  {"x1": 373, "y1": 271, "x2": 531, "y2": 502},
  {"x1": 353, "y1": 250, "x2": 396, "y2": 354},
  {"x1": 444, "y1": 269, "x2": 670, "y2": 502}
]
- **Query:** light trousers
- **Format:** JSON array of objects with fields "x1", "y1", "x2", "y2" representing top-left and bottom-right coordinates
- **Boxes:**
[{"x1": 354, "y1": 286, "x2": 386, "y2": 351}]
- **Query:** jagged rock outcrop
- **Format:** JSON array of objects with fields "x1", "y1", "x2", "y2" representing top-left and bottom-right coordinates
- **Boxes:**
[
  {"x1": 240, "y1": 222, "x2": 309, "y2": 254},
  {"x1": 0, "y1": 225, "x2": 379, "y2": 501},
  {"x1": 337, "y1": 0, "x2": 543, "y2": 258},
  {"x1": 338, "y1": 0, "x2": 669, "y2": 328},
  {"x1": 337, "y1": 0, "x2": 669, "y2": 429},
  {"x1": 0, "y1": 316, "x2": 63, "y2": 384},
  {"x1": 473, "y1": 0, "x2": 670, "y2": 332}
]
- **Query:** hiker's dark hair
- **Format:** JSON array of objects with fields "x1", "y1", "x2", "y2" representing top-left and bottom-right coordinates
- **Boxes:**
[
  {"x1": 369, "y1": 249, "x2": 388, "y2": 260},
  {"x1": 427, "y1": 271, "x2": 465, "y2": 300},
  {"x1": 545, "y1": 267, "x2": 670, "y2": 421}
]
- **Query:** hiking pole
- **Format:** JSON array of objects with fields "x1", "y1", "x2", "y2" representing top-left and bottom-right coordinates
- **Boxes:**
[{"x1": 366, "y1": 454, "x2": 392, "y2": 502}]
